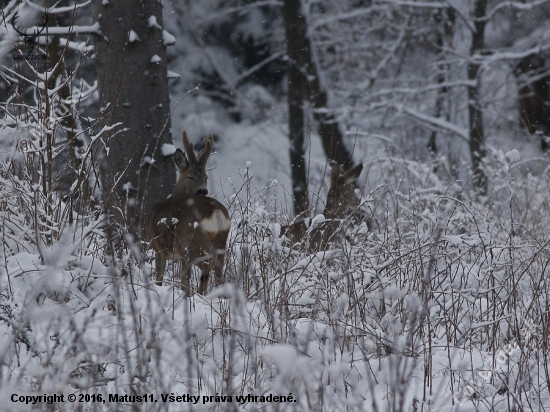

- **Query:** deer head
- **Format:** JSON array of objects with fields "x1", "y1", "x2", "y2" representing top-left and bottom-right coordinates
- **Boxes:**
[
  {"x1": 11, "y1": 11, "x2": 48, "y2": 53},
  {"x1": 172, "y1": 131, "x2": 214, "y2": 198},
  {"x1": 281, "y1": 162, "x2": 364, "y2": 251},
  {"x1": 324, "y1": 162, "x2": 364, "y2": 219}
]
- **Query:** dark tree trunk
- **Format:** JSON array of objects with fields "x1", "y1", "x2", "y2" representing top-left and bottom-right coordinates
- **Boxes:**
[
  {"x1": 280, "y1": 0, "x2": 355, "y2": 214},
  {"x1": 92, "y1": 0, "x2": 175, "y2": 238},
  {"x1": 308, "y1": 71, "x2": 353, "y2": 169},
  {"x1": 280, "y1": 0, "x2": 309, "y2": 215},
  {"x1": 467, "y1": 0, "x2": 488, "y2": 196}
]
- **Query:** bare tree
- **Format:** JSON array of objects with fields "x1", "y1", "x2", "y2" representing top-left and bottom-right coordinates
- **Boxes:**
[
  {"x1": 280, "y1": 0, "x2": 355, "y2": 215},
  {"x1": 467, "y1": 0, "x2": 488, "y2": 196},
  {"x1": 280, "y1": 0, "x2": 309, "y2": 214},
  {"x1": 92, "y1": 0, "x2": 175, "y2": 239}
]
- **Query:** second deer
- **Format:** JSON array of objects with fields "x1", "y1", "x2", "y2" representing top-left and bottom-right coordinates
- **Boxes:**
[
  {"x1": 145, "y1": 131, "x2": 231, "y2": 295},
  {"x1": 280, "y1": 162, "x2": 364, "y2": 251}
]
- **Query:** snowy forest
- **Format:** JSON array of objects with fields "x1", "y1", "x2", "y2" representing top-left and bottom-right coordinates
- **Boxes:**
[{"x1": 1, "y1": 0, "x2": 550, "y2": 410}]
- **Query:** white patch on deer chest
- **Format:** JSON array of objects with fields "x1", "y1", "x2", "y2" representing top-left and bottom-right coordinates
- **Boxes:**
[{"x1": 199, "y1": 210, "x2": 231, "y2": 233}]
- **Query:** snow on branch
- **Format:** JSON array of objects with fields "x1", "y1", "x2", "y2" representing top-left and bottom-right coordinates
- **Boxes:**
[
  {"x1": 362, "y1": 20, "x2": 408, "y2": 87},
  {"x1": 90, "y1": 123, "x2": 124, "y2": 143},
  {"x1": 472, "y1": 44, "x2": 550, "y2": 66},
  {"x1": 148, "y1": 16, "x2": 162, "y2": 30},
  {"x1": 310, "y1": 6, "x2": 384, "y2": 30},
  {"x1": 17, "y1": 22, "x2": 100, "y2": 36},
  {"x1": 483, "y1": 0, "x2": 550, "y2": 22},
  {"x1": 24, "y1": 0, "x2": 91, "y2": 14},
  {"x1": 398, "y1": 106, "x2": 469, "y2": 142},
  {"x1": 382, "y1": 0, "x2": 476, "y2": 33},
  {"x1": 365, "y1": 80, "x2": 476, "y2": 99},
  {"x1": 162, "y1": 30, "x2": 176, "y2": 46},
  {"x1": 167, "y1": 71, "x2": 180, "y2": 79},
  {"x1": 59, "y1": 38, "x2": 94, "y2": 54},
  {"x1": 380, "y1": 0, "x2": 448, "y2": 8},
  {"x1": 128, "y1": 30, "x2": 140, "y2": 43},
  {"x1": 198, "y1": 1, "x2": 282, "y2": 24}
]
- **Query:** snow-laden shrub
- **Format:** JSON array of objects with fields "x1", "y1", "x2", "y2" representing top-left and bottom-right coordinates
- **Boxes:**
[{"x1": 2, "y1": 107, "x2": 550, "y2": 410}]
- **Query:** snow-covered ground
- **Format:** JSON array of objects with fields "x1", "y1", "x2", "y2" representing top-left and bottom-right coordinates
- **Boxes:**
[{"x1": 2, "y1": 103, "x2": 550, "y2": 411}]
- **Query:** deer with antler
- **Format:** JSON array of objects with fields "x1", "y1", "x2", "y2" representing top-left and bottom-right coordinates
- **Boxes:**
[
  {"x1": 145, "y1": 131, "x2": 231, "y2": 295},
  {"x1": 11, "y1": 11, "x2": 49, "y2": 54},
  {"x1": 281, "y1": 162, "x2": 364, "y2": 252}
]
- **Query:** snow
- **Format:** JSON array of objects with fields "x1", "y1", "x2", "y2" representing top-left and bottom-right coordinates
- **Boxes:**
[
  {"x1": 160, "y1": 143, "x2": 176, "y2": 156},
  {"x1": 150, "y1": 54, "x2": 161, "y2": 63},
  {"x1": 2, "y1": 2, "x2": 550, "y2": 411},
  {"x1": 162, "y1": 30, "x2": 176, "y2": 46},
  {"x1": 308, "y1": 214, "x2": 325, "y2": 230},
  {"x1": 166, "y1": 70, "x2": 180, "y2": 79},
  {"x1": 60, "y1": 38, "x2": 94, "y2": 54},
  {"x1": 128, "y1": 30, "x2": 140, "y2": 43},
  {"x1": 147, "y1": 15, "x2": 161, "y2": 29},
  {"x1": 505, "y1": 149, "x2": 521, "y2": 162},
  {"x1": 140, "y1": 155, "x2": 155, "y2": 167},
  {"x1": 23, "y1": 22, "x2": 101, "y2": 35}
]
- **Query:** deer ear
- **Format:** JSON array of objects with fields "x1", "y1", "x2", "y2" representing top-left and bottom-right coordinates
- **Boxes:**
[
  {"x1": 344, "y1": 164, "x2": 363, "y2": 183},
  {"x1": 173, "y1": 148, "x2": 189, "y2": 169}
]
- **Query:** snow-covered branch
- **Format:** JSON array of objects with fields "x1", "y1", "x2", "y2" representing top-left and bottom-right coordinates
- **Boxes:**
[
  {"x1": 24, "y1": 0, "x2": 92, "y2": 14},
  {"x1": 17, "y1": 22, "x2": 100, "y2": 36},
  {"x1": 399, "y1": 106, "x2": 469, "y2": 142},
  {"x1": 472, "y1": 44, "x2": 550, "y2": 66},
  {"x1": 198, "y1": 1, "x2": 282, "y2": 24},
  {"x1": 310, "y1": 6, "x2": 384, "y2": 30},
  {"x1": 482, "y1": 0, "x2": 550, "y2": 22},
  {"x1": 379, "y1": 0, "x2": 448, "y2": 9}
]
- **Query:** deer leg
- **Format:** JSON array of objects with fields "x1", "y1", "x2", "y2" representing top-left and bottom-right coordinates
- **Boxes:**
[
  {"x1": 155, "y1": 253, "x2": 166, "y2": 286},
  {"x1": 197, "y1": 249, "x2": 225, "y2": 295},
  {"x1": 179, "y1": 259, "x2": 193, "y2": 297},
  {"x1": 197, "y1": 260, "x2": 212, "y2": 295}
]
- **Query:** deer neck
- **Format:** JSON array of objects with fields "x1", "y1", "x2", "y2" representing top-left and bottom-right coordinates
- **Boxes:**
[{"x1": 172, "y1": 185, "x2": 193, "y2": 199}]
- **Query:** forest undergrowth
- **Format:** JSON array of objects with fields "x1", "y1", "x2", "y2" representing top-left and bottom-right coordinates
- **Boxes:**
[{"x1": 1, "y1": 114, "x2": 550, "y2": 411}]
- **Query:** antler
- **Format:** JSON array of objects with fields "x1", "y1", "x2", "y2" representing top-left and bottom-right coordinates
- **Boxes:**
[
  {"x1": 181, "y1": 131, "x2": 198, "y2": 164},
  {"x1": 33, "y1": 13, "x2": 49, "y2": 38},
  {"x1": 11, "y1": 12, "x2": 27, "y2": 37},
  {"x1": 197, "y1": 134, "x2": 214, "y2": 166},
  {"x1": 11, "y1": 11, "x2": 48, "y2": 39}
]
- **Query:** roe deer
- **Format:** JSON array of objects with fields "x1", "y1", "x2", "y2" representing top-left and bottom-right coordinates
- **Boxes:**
[
  {"x1": 145, "y1": 131, "x2": 231, "y2": 294},
  {"x1": 280, "y1": 162, "x2": 364, "y2": 251}
]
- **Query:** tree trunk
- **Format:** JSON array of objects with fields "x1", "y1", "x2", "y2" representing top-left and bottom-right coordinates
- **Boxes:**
[
  {"x1": 92, "y1": 0, "x2": 175, "y2": 239},
  {"x1": 280, "y1": 0, "x2": 355, "y2": 214},
  {"x1": 280, "y1": 0, "x2": 309, "y2": 215},
  {"x1": 467, "y1": 0, "x2": 488, "y2": 196},
  {"x1": 429, "y1": 8, "x2": 455, "y2": 158},
  {"x1": 308, "y1": 70, "x2": 353, "y2": 169}
]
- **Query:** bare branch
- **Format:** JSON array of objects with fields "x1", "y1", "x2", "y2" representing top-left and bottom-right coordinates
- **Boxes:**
[
  {"x1": 399, "y1": 105, "x2": 470, "y2": 142},
  {"x1": 24, "y1": 0, "x2": 92, "y2": 14},
  {"x1": 483, "y1": 0, "x2": 550, "y2": 22}
]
